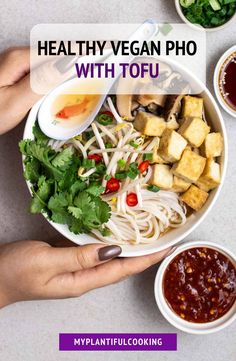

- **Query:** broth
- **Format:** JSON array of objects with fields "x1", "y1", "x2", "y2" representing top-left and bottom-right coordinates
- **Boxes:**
[{"x1": 52, "y1": 93, "x2": 100, "y2": 129}]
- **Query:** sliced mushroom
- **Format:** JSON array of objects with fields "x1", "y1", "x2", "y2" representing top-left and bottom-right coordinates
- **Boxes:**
[
  {"x1": 116, "y1": 75, "x2": 145, "y2": 121},
  {"x1": 116, "y1": 94, "x2": 135, "y2": 120},
  {"x1": 116, "y1": 60, "x2": 178, "y2": 120},
  {"x1": 147, "y1": 102, "x2": 158, "y2": 113},
  {"x1": 137, "y1": 84, "x2": 167, "y2": 108},
  {"x1": 163, "y1": 83, "x2": 190, "y2": 123},
  {"x1": 131, "y1": 101, "x2": 140, "y2": 111}
]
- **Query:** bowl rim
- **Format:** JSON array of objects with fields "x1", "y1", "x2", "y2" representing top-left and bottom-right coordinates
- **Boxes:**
[
  {"x1": 23, "y1": 55, "x2": 228, "y2": 257},
  {"x1": 154, "y1": 240, "x2": 236, "y2": 334},
  {"x1": 213, "y1": 45, "x2": 236, "y2": 118},
  {"x1": 174, "y1": 0, "x2": 236, "y2": 32}
]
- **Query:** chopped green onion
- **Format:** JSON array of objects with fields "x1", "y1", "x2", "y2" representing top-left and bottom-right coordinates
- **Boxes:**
[
  {"x1": 147, "y1": 185, "x2": 160, "y2": 193},
  {"x1": 100, "y1": 227, "x2": 112, "y2": 237},
  {"x1": 129, "y1": 140, "x2": 139, "y2": 149},
  {"x1": 225, "y1": 0, "x2": 236, "y2": 5},
  {"x1": 127, "y1": 162, "x2": 140, "y2": 179},
  {"x1": 82, "y1": 158, "x2": 95, "y2": 169},
  {"x1": 117, "y1": 159, "x2": 126, "y2": 168},
  {"x1": 115, "y1": 171, "x2": 127, "y2": 180},
  {"x1": 105, "y1": 174, "x2": 111, "y2": 181},
  {"x1": 180, "y1": 0, "x2": 195, "y2": 7},
  {"x1": 74, "y1": 135, "x2": 83, "y2": 141},
  {"x1": 105, "y1": 142, "x2": 113, "y2": 149},
  {"x1": 95, "y1": 163, "x2": 106, "y2": 174},
  {"x1": 84, "y1": 130, "x2": 94, "y2": 140},
  {"x1": 126, "y1": 171, "x2": 137, "y2": 179},
  {"x1": 209, "y1": 0, "x2": 221, "y2": 11},
  {"x1": 96, "y1": 113, "x2": 113, "y2": 126},
  {"x1": 143, "y1": 153, "x2": 153, "y2": 161}
]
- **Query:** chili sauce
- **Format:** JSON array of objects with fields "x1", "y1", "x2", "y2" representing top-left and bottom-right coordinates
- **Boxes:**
[{"x1": 163, "y1": 247, "x2": 236, "y2": 323}]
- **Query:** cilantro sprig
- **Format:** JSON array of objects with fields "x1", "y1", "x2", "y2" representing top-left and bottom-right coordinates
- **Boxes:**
[{"x1": 19, "y1": 122, "x2": 111, "y2": 235}]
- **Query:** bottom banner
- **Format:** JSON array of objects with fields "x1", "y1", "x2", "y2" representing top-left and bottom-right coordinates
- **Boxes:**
[{"x1": 59, "y1": 333, "x2": 177, "y2": 351}]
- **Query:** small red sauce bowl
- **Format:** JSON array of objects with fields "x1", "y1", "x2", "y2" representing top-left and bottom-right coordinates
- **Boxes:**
[{"x1": 154, "y1": 241, "x2": 236, "y2": 334}]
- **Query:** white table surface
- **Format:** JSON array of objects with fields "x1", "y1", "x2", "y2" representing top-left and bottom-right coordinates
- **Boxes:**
[{"x1": 0, "y1": 1, "x2": 235, "y2": 360}]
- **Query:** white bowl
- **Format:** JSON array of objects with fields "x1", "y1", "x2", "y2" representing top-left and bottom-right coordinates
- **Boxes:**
[
  {"x1": 154, "y1": 240, "x2": 236, "y2": 334},
  {"x1": 23, "y1": 56, "x2": 228, "y2": 257},
  {"x1": 214, "y1": 45, "x2": 236, "y2": 118},
  {"x1": 175, "y1": 0, "x2": 236, "y2": 32}
]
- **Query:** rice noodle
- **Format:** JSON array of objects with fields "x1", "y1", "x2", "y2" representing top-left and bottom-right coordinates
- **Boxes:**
[{"x1": 59, "y1": 97, "x2": 187, "y2": 245}]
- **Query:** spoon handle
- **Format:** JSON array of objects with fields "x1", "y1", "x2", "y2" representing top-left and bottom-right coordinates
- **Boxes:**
[{"x1": 103, "y1": 20, "x2": 158, "y2": 88}]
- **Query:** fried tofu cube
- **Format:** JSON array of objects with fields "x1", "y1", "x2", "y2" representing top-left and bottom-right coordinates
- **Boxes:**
[
  {"x1": 201, "y1": 132, "x2": 223, "y2": 158},
  {"x1": 172, "y1": 176, "x2": 191, "y2": 193},
  {"x1": 134, "y1": 111, "x2": 166, "y2": 136},
  {"x1": 182, "y1": 96, "x2": 203, "y2": 118},
  {"x1": 151, "y1": 145, "x2": 169, "y2": 164},
  {"x1": 159, "y1": 129, "x2": 187, "y2": 162},
  {"x1": 178, "y1": 117, "x2": 210, "y2": 147},
  {"x1": 181, "y1": 185, "x2": 209, "y2": 211},
  {"x1": 151, "y1": 164, "x2": 173, "y2": 190},
  {"x1": 196, "y1": 158, "x2": 221, "y2": 191},
  {"x1": 172, "y1": 149, "x2": 206, "y2": 183}
]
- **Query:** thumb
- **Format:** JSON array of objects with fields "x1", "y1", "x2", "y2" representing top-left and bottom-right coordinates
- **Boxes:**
[
  {"x1": 46, "y1": 244, "x2": 122, "y2": 275},
  {"x1": 0, "y1": 57, "x2": 74, "y2": 134}
]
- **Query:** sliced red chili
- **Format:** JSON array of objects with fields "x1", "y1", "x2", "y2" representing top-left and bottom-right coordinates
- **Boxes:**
[
  {"x1": 126, "y1": 193, "x2": 138, "y2": 207},
  {"x1": 138, "y1": 160, "x2": 150, "y2": 173},
  {"x1": 56, "y1": 99, "x2": 89, "y2": 119},
  {"x1": 105, "y1": 177, "x2": 120, "y2": 193},
  {"x1": 88, "y1": 154, "x2": 103, "y2": 163},
  {"x1": 101, "y1": 111, "x2": 113, "y2": 118}
]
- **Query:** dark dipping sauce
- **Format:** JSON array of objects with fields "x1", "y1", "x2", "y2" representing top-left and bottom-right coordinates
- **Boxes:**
[
  {"x1": 219, "y1": 52, "x2": 236, "y2": 111},
  {"x1": 163, "y1": 247, "x2": 236, "y2": 323}
]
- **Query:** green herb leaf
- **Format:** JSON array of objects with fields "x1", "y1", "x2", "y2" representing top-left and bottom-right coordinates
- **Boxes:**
[
  {"x1": 85, "y1": 183, "x2": 105, "y2": 196},
  {"x1": 68, "y1": 206, "x2": 83, "y2": 219},
  {"x1": 30, "y1": 178, "x2": 52, "y2": 213},
  {"x1": 48, "y1": 193, "x2": 69, "y2": 211},
  {"x1": 19, "y1": 129, "x2": 111, "y2": 236},
  {"x1": 33, "y1": 121, "x2": 49, "y2": 143},
  {"x1": 82, "y1": 158, "x2": 96, "y2": 169},
  {"x1": 24, "y1": 157, "x2": 41, "y2": 183},
  {"x1": 147, "y1": 185, "x2": 160, "y2": 193},
  {"x1": 51, "y1": 147, "x2": 74, "y2": 170}
]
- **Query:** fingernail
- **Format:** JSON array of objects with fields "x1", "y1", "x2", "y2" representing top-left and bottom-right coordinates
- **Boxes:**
[
  {"x1": 54, "y1": 55, "x2": 78, "y2": 74},
  {"x1": 98, "y1": 245, "x2": 122, "y2": 261}
]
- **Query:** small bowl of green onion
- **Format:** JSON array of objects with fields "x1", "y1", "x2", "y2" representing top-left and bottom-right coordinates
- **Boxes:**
[{"x1": 175, "y1": 0, "x2": 236, "y2": 31}]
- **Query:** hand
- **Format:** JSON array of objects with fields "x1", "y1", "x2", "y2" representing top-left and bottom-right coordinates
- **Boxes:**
[
  {"x1": 0, "y1": 47, "x2": 41, "y2": 134},
  {"x1": 0, "y1": 240, "x2": 171, "y2": 308},
  {"x1": 0, "y1": 46, "x2": 74, "y2": 134}
]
